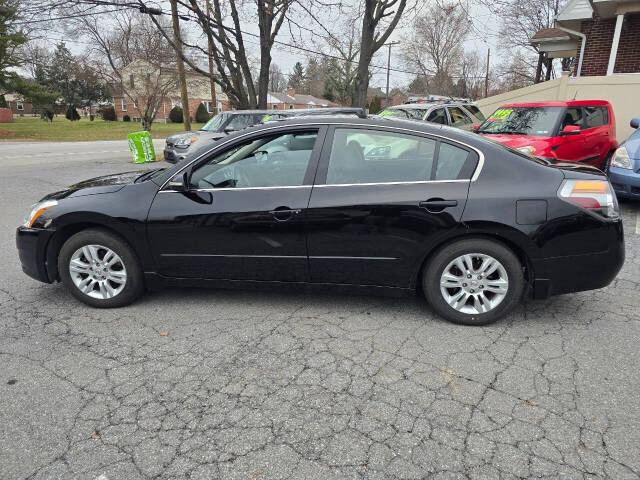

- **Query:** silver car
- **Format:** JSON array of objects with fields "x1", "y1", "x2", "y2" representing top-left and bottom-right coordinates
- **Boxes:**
[{"x1": 380, "y1": 102, "x2": 485, "y2": 131}]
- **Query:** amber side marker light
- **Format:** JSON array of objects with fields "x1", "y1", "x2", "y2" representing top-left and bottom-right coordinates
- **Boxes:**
[{"x1": 24, "y1": 200, "x2": 58, "y2": 228}]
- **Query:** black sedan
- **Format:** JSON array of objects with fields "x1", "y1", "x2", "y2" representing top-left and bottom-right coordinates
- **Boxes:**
[{"x1": 16, "y1": 117, "x2": 624, "y2": 325}]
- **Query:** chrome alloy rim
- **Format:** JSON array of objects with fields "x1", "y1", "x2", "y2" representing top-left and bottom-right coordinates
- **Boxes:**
[
  {"x1": 440, "y1": 253, "x2": 508, "y2": 315},
  {"x1": 69, "y1": 245, "x2": 127, "y2": 299}
]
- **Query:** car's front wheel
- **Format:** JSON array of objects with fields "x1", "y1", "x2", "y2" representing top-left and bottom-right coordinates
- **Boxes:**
[
  {"x1": 423, "y1": 238, "x2": 524, "y2": 325},
  {"x1": 58, "y1": 229, "x2": 144, "y2": 308}
]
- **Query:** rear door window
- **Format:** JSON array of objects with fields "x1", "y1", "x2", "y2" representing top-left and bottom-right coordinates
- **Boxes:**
[
  {"x1": 447, "y1": 107, "x2": 473, "y2": 127},
  {"x1": 583, "y1": 106, "x2": 608, "y2": 129},
  {"x1": 323, "y1": 127, "x2": 477, "y2": 185}
]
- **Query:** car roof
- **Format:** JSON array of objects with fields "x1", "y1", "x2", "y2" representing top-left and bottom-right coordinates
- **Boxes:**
[
  {"x1": 389, "y1": 102, "x2": 474, "y2": 110},
  {"x1": 224, "y1": 110, "x2": 273, "y2": 115},
  {"x1": 499, "y1": 100, "x2": 612, "y2": 108},
  {"x1": 232, "y1": 115, "x2": 485, "y2": 147}
]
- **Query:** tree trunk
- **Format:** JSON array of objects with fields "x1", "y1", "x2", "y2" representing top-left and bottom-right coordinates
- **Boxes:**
[
  {"x1": 352, "y1": 0, "x2": 376, "y2": 108},
  {"x1": 257, "y1": 47, "x2": 271, "y2": 109},
  {"x1": 171, "y1": 0, "x2": 191, "y2": 131}
]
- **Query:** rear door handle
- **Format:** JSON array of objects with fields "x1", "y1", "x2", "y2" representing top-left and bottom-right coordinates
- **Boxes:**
[
  {"x1": 269, "y1": 207, "x2": 301, "y2": 222},
  {"x1": 419, "y1": 199, "x2": 458, "y2": 213}
]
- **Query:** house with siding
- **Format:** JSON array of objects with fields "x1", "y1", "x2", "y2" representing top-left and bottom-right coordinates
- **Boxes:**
[{"x1": 266, "y1": 88, "x2": 339, "y2": 110}]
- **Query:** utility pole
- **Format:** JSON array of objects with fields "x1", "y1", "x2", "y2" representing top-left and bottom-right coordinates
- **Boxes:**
[
  {"x1": 170, "y1": 0, "x2": 191, "y2": 131},
  {"x1": 484, "y1": 48, "x2": 490, "y2": 98},
  {"x1": 205, "y1": 0, "x2": 217, "y2": 114},
  {"x1": 385, "y1": 41, "x2": 400, "y2": 107}
]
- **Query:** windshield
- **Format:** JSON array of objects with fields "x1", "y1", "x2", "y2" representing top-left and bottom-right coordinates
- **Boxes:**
[
  {"x1": 477, "y1": 106, "x2": 562, "y2": 136},
  {"x1": 200, "y1": 113, "x2": 228, "y2": 132}
]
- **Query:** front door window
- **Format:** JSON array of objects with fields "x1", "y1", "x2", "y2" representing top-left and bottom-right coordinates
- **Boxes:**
[{"x1": 190, "y1": 130, "x2": 318, "y2": 189}]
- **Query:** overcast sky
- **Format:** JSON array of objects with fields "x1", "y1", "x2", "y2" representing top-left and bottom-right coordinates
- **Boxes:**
[{"x1": 42, "y1": 1, "x2": 503, "y2": 92}]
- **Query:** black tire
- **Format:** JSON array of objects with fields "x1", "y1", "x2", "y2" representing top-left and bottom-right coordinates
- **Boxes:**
[
  {"x1": 58, "y1": 229, "x2": 144, "y2": 308},
  {"x1": 423, "y1": 238, "x2": 524, "y2": 326}
]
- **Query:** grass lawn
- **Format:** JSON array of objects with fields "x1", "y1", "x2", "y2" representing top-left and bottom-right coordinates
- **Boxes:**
[{"x1": 0, "y1": 116, "x2": 204, "y2": 142}]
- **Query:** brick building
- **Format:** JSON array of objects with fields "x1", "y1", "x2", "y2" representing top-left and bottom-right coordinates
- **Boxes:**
[
  {"x1": 3, "y1": 93, "x2": 34, "y2": 116},
  {"x1": 531, "y1": 0, "x2": 640, "y2": 77},
  {"x1": 112, "y1": 60, "x2": 230, "y2": 123}
]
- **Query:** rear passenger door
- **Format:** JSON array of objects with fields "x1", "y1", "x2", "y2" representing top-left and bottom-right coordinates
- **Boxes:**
[
  {"x1": 581, "y1": 106, "x2": 610, "y2": 166},
  {"x1": 305, "y1": 126, "x2": 478, "y2": 288}
]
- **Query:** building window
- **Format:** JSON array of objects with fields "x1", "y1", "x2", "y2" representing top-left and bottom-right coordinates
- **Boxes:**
[
  {"x1": 121, "y1": 98, "x2": 127, "y2": 111},
  {"x1": 307, "y1": 104, "x2": 313, "y2": 109},
  {"x1": 272, "y1": 104, "x2": 278, "y2": 110},
  {"x1": 133, "y1": 99, "x2": 138, "y2": 109},
  {"x1": 216, "y1": 101, "x2": 223, "y2": 112},
  {"x1": 129, "y1": 74, "x2": 135, "y2": 88},
  {"x1": 171, "y1": 99, "x2": 182, "y2": 108},
  {"x1": 289, "y1": 104, "x2": 294, "y2": 109},
  {"x1": 16, "y1": 101, "x2": 24, "y2": 111}
]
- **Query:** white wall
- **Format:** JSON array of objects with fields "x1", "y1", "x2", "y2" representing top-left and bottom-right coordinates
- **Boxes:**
[{"x1": 476, "y1": 74, "x2": 640, "y2": 142}]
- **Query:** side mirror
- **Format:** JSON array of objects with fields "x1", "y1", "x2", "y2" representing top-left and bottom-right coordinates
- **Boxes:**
[
  {"x1": 560, "y1": 125, "x2": 581, "y2": 136},
  {"x1": 167, "y1": 171, "x2": 189, "y2": 191},
  {"x1": 223, "y1": 127, "x2": 236, "y2": 134},
  {"x1": 630, "y1": 118, "x2": 640, "y2": 129},
  {"x1": 473, "y1": 124, "x2": 479, "y2": 131}
]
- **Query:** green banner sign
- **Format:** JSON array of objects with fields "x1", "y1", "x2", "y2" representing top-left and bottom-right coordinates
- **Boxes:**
[{"x1": 127, "y1": 131, "x2": 156, "y2": 164}]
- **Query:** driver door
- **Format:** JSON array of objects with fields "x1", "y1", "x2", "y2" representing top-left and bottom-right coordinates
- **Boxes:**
[{"x1": 146, "y1": 126, "x2": 326, "y2": 281}]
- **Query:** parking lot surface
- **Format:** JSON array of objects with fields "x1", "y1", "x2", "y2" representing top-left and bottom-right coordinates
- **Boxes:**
[{"x1": 1, "y1": 145, "x2": 639, "y2": 479}]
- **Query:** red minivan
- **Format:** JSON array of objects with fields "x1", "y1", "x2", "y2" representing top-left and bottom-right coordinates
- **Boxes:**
[{"x1": 475, "y1": 101, "x2": 617, "y2": 169}]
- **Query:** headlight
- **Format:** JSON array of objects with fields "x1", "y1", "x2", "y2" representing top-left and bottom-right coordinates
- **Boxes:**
[
  {"x1": 173, "y1": 136, "x2": 197, "y2": 148},
  {"x1": 24, "y1": 200, "x2": 58, "y2": 228},
  {"x1": 516, "y1": 145, "x2": 536, "y2": 156},
  {"x1": 611, "y1": 146, "x2": 633, "y2": 169}
]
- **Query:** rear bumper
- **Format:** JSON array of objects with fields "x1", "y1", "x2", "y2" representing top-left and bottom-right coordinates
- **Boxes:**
[
  {"x1": 609, "y1": 166, "x2": 640, "y2": 199},
  {"x1": 16, "y1": 226, "x2": 55, "y2": 283},
  {"x1": 530, "y1": 219, "x2": 624, "y2": 298}
]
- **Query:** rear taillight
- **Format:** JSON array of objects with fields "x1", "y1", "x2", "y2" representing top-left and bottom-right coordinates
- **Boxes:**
[{"x1": 558, "y1": 179, "x2": 619, "y2": 219}]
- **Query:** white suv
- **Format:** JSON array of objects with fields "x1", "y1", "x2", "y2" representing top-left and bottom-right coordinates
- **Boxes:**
[{"x1": 380, "y1": 102, "x2": 485, "y2": 131}]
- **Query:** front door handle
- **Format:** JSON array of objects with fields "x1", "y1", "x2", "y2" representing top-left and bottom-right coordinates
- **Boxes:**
[
  {"x1": 269, "y1": 207, "x2": 301, "y2": 222},
  {"x1": 419, "y1": 199, "x2": 458, "y2": 213}
]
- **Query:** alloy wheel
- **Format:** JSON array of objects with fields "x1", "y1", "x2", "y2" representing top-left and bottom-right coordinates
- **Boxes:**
[
  {"x1": 68, "y1": 244, "x2": 127, "y2": 299},
  {"x1": 439, "y1": 253, "x2": 509, "y2": 315}
]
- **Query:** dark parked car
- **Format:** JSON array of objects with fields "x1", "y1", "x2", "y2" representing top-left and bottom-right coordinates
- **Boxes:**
[
  {"x1": 609, "y1": 117, "x2": 640, "y2": 199},
  {"x1": 17, "y1": 117, "x2": 624, "y2": 325},
  {"x1": 164, "y1": 107, "x2": 366, "y2": 164}
]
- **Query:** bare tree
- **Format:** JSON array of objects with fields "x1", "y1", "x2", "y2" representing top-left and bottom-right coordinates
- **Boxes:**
[
  {"x1": 352, "y1": 0, "x2": 407, "y2": 107},
  {"x1": 78, "y1": 11, "x2": 177, "y2": 131},
  {"x1": 402, "y1": 0, "x2": 470, "y2": 95},
  {"x1": 476, "y1": 0, "x2": 567, "y2": 80},
  {"x1": 268, "y1": 63, "x2": 286, "y2": 91}
]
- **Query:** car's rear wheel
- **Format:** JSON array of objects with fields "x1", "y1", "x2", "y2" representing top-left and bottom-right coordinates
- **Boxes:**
[
  {"x1": 423, "y1": 238, "x2": 524, "y2": 325},
  {"x1": 58, "y1": 229, "x2": 144, "y2": 308}
]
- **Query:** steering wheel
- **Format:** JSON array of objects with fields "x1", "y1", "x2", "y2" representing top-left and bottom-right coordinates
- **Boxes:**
[{"x1": 234, "y1": 165, "x2": 252, "y2": 187}]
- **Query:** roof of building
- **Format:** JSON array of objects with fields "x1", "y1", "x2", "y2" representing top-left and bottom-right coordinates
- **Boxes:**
[
  {"x1": 531, "y1": 28, "x2": 574, "y2": 42},
  {"x1": 267, "y1": 91, "x2": 339, "y2": 107}
]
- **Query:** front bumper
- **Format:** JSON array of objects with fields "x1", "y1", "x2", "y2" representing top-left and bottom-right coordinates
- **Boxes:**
[
  {"x1": 609, "y1": 166, "x2": 640, "y2": 199},
  {"x1": 16, "y1": 226, "x2": 55, "y2": 283},
  {"x1": 530, "y1": 219, "x2": 624, "y2": 298},
  {"x1": 163, "y1": 146, "x2": 189, "y2": 164}
]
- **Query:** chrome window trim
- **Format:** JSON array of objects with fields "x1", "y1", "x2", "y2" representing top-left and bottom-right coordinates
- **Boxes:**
[
  {"x1": 158, "y1": 121, "x2": 485, "y2": 191},
  {"x1": 158, "y1": 179, "x2": 468, "y2": 193}
]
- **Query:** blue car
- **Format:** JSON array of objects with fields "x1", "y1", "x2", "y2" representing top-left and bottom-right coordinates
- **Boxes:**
[{"x1": 609, "y1": 118, "x2": 640, "y2": 199}]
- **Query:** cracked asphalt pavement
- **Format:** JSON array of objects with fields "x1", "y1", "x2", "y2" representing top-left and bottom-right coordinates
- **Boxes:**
[{"x1": 1, "y1": 142, "x2": 640, "y2": 479}]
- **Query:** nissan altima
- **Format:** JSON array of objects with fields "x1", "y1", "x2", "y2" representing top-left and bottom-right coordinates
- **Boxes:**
[{"x1": 16, "y1": 117, "x2": 624, "y2": 325}]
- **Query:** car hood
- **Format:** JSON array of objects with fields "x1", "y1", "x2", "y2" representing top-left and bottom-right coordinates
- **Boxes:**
[
  {"x1": 41, "y1": 171, "x2": 147, "y2": 201},
  {"x1": 622, "y1": 129, "x2": 640, "y2": 160},
  {"x1": 479, "y1": 133, "x2": 552, "y2": 152}
]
